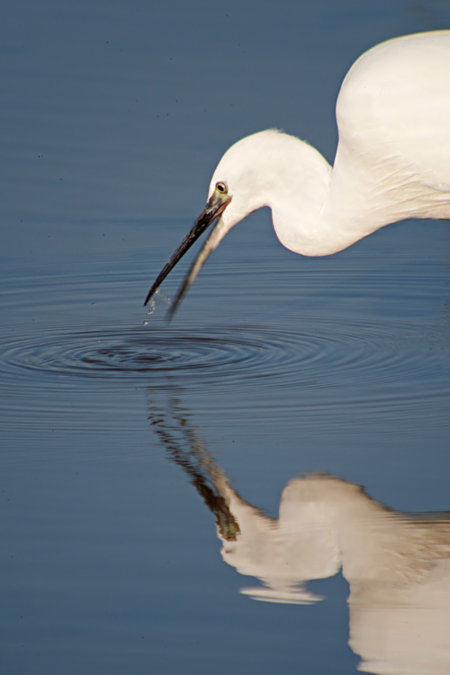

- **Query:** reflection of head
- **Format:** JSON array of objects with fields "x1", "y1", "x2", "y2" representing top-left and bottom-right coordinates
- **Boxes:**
[{"x1": 218, "y1": 474, "x2": 341, "y2": 604}]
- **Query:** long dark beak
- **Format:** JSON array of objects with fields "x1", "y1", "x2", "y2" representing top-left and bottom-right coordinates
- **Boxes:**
[{"x1": 144, "y1": 190, "x2": 231, "y2": 318}]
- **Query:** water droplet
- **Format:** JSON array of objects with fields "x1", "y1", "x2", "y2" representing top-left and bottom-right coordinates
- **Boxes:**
[{"x1": 145, "y1": 291, "x2": 172, "y2": 319}]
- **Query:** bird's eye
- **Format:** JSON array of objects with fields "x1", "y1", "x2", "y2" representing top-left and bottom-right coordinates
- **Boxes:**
[{"x1": 216, "y1": 182, "x2": 227, "y2": 194}]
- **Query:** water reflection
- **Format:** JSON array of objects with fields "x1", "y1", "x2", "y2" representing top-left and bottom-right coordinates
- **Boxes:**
[{"x1": 149, "y1": 390, "x2": 450, "y2": 675}]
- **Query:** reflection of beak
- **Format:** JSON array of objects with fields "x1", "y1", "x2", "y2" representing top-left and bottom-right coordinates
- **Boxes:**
[{"x1": 144, "y1": 191, "x2": 231, "y2": 319}]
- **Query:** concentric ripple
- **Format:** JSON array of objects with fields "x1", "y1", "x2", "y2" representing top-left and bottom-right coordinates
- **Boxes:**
[
  {"x1": 0, "y1": 260, "x2": 449, "y2": 438},
  {"x1": 0, "y1": 326, "x2": 302, "y2": 385},
  {"x1": 0, "y1": 319, "x2": 434, "y2": 392}
]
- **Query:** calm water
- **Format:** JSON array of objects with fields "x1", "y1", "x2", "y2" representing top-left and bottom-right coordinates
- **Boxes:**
[{"x1": 1, "y1": 2, "x2": 450, "y2": 674}]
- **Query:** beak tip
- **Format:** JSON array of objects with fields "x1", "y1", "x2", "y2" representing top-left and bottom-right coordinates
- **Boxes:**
[{"x1": 143, "y1": 288, "x2": 154, "y2": 307}]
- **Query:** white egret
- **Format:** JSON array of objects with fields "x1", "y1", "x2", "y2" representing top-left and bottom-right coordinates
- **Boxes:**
[{"x1": 145, "y1": 31, "x2": 450, "y2": 317}]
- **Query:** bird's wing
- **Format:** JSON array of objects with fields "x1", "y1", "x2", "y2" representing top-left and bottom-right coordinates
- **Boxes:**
[{"x1": 336, "y1": 31, "x2": 450, "y2": 193}]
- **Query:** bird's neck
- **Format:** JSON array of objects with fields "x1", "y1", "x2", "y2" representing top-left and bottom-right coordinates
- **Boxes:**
[
  {"x1": 268, "y1": 141, "x2": 390, "y2": 257},
  {"x1": 266, "y1": 142, "x2": 332, "y2": 255},
  {"x1": 270, "y1": 138, "x2": 450, "y2": 257}
]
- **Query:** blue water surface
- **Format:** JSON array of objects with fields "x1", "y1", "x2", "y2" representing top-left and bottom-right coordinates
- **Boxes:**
[{"x1": 1, "y1": 2, "x2": 450, "y2": 674}]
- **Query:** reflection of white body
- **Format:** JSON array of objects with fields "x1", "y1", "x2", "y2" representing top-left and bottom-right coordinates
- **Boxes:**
[
  {"x1": 150, "y1": 397, "x2": 450, "y2": 674},
  {"x1": 217, "y1": 475, "x2": 450, "y2": 675},
  {"x1": 350, "y1": 560, "x2": 450, "y2": 675}
]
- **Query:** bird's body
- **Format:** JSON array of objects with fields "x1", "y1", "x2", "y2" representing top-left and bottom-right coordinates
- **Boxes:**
[{"x1": 145, "y1": 31, "x2": 450, "y2": 315}]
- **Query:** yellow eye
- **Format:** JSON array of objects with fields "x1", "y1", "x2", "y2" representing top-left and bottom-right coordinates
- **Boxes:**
[{"x1": 216, "y1": 182, "x2": 227, "y2": 194}]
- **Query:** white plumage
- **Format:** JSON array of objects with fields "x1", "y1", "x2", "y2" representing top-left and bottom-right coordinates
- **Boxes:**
[{"x1": 145, "y1": 31, "x2": 450, "y2": 314}]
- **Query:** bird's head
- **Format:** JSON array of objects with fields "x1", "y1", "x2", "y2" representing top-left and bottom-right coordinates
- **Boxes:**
[{"x1": 144, "y1": 130, "x2": 284, "y2": 318}]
